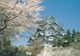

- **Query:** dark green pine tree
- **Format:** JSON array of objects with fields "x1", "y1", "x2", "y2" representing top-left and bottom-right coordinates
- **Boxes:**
[
  {"x1": 72, "y1": 29, "x2": 76, "y2": 42},
  {"x1": 75, "y1": 32, "x2": 80, "y2": 42},
  {"x1": 28, "y1": 16, "x2": 65, "y2": 46},
  {"x1": 72, "y1": 29, "x2": 76, "y2": 38},
  {"x1": 64, "y1": 29, "x2": 73, "y2": 44},
  {"x1": 67, "y1": 29, "x2": 71, "y2": 37}
]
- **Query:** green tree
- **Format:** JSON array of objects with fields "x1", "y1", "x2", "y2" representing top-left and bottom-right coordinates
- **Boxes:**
[
  {"x1": 67, "y1": 29, "x2": 71, "y2": 38},
  {"x1": 0, "y1": 37, "x2": 17, "y2": 56},
  {"x1": 0, "y1": 37, "x2": 30, "y2": 56},
  {"x1": 28, "y1": 40, "x2": 42, "y2": 56},
  {"x1": 64, "y1": 29, "x2": 72, "y2": 43},
  {"x1": 75, "y1": 32, "x2": 80, "y2": 42},
  {"x1": 72, "y1": 29, "x2": 76, "y2": 42},
  {"x1": 72, "y1": 29, "x2": 76, "y2": 38},
  {"x1": 53, "y1": 38, "x2": 65, "y2": 47}
]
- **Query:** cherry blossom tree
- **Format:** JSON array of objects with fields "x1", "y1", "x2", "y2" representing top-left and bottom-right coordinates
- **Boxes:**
[{"x1": 0, "y1": 0, "x2": 44, "y2": 37}]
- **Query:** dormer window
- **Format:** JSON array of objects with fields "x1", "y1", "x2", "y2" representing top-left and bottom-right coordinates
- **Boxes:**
[
  {"x1": 40, "y1": 32, "x2": 44, "y2": 36},
  {"x1": 44, "y1": 31, "x2": 52, "y2": 36}
]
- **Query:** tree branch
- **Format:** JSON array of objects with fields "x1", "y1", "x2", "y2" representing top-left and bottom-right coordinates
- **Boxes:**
[
  {"x1": 12, "y1": 0, "x2": 18, "y2": 10},
  {"x1": 7, "y1": 0, "x2": 18, "y2": 16},
  {"x1": 0, "y1": 19, "x2": 7, "y2": 32},
  {"x1": 7, "y1": 3, "x2": 28, "y2": 22}
]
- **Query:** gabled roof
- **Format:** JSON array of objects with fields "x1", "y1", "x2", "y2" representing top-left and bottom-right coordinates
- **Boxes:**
[
  {"x1": 28, "y1": 37, "x2": 32, "y2": 43},
  {"x1": 55, "y1": 32, "x2": 64, "y2": 37},
  {"x1": 49, "y1": 26, "x2": 55, "y2": 30},
  {"x1": 36, "y1": 16, "x2": 56, "y2": 25},
  {"x1": 47, "y1": 16, "x2": 55, "y2": 21},
  {"x1": 59, "y1": 28, "x2": 65, "y2": 32}
]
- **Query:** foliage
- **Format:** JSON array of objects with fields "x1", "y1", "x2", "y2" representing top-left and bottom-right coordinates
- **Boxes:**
[
  {"x1": 18, "y1": 45, "x2": 28, "y2": 52},
  {"x1": 75, "y1": 32, "x2": 80, "y2": 42},
  {"x1": 71, "y1": 29, "x2": 76, "y2": 42},
  {"x1": 0, "y1": 37, "x2": 33, "y2": 56},
  {"x1": 28, "y1": 40, "x2": 42, "y2": 56},
  {"x1": 52, "y1": 29, "x2": 80, "y2": 47},
  {"x1": 53, "y1": 38, "x2": 65, "y2": 47},
  {"x1": 70, "y1": 42, "x2": 80, "y2": 50},
  {"x1": 64, "y1": 29, "x2": 72, "y2": 43},
  {"x1": 69, "y1": 31, "x2": 80, "y2": 50},
  {"x1": 63, "y1": 30, "x2": 72, "y2": 47},
  {"x1": 0, "y1": 37, "x2": 17, "y2": 56}
]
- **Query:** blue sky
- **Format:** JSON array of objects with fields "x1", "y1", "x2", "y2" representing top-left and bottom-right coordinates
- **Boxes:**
[{"x1": 41, "y1": 0, "x2": 80, "y2": 31}]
